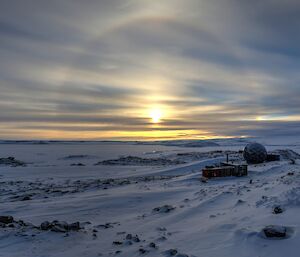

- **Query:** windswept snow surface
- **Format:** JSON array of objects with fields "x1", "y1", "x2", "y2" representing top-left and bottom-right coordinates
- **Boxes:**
[{"x1": 0, "y1": 138, "x2": 300, "y2": 257}]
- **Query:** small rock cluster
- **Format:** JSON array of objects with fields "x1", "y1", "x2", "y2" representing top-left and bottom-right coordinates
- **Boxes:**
[
  {"x1": 70, "y1": 163, "x2": 85, "y2": 166},
  {"x1": 164, "y1": 249, "x2": 190, "y2": 257},
  {"x1": 40, "y1": 220, "x2": 81, "y2": 233},
  {"x1": 0, "y1": 216, "x2": 14, "y2": 224},
  {"x1": 0, "y1": 215, "x2": 82, "y2": 234},
  {"x1": 153, "y1": 205, "x2": 176, "y2": 213},
  {"x1": 165, "y1": 249, "x2": 178, "y2": 256},
  {"x1": 112, "y1": 233, "x2": 162, "y2": 255},
  {"x1": 97, "y1": 222, "x2": 120, "y2": 229},
  {"x1": 0, "y1": 157, "x2": 26, "y2": 167},
  {"x1": 113, "y1": 233, "x2": 141, "y2": 246},
  {"x1": 0, "y1": 215, "x2": 35, "y2": 229}
]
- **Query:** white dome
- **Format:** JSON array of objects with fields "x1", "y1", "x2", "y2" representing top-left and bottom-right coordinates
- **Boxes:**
[{"x1": 243, "y1": 143, "x2": 267, "y2": 164}]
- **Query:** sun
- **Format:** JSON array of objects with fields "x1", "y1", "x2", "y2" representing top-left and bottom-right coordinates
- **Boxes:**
[{"x1": 150, "y1": 108, "x2": 162, "y2": 123}]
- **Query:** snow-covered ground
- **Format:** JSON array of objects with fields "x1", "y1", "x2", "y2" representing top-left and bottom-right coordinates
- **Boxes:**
[{"x1": 0, "y1": 137, "x2": 300, "y2": 257}]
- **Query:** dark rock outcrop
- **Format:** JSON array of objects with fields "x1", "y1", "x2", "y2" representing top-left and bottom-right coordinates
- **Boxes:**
[
  {"x1": 263, "y1": 225, "x2": 287, "y2": 238},
  {"x1": 153, "y1": 205, "x2": 176, "y2": 213},
  {"x1": 273, "y1": 206, "x2": 283, "y2": 214},
  {"x1": 0, "y1": 216, "x2": 14, "y2": 224},
  {"x1": 0, "y1": 157, "x2": 26, "y2": 167},
  {"x1": 40, "y1": 220, "x2": 81, "y2": 232}
]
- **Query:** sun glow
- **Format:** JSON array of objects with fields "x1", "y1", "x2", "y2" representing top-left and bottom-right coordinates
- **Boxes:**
[{"x1": 150, "y1": 108, "x2": 162, "y2": 123}]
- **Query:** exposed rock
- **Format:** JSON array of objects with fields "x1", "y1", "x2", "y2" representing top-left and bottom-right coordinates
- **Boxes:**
[
  {"x1": 0, "y1": 216, "x2": 14, "y2": 224},
  {"x1": 51, "y1": 225, "x2": 67, "y2": 233},
  {"x1": 17, "y1": 220, "x2": 26, "y2": 226},
  {"x1": 273, "y1": 206, "x2": 284, "y2": 214},
  {"x1": 165, "y1": 249, "x2": 178, "y2": 256},
  {"x1": 40, "y1": 220, "x2": 81, "y2": 232},
  {"x1": 157, "y1": 236, "x2": 167, "y2": 241},
  {"x1": 0, "y1": 216, "x2": 82, "y2": 234},
  {"x1": 97, "y1": 222, "x2": 117, "y2": 229},
  {"x1": 98, "y1": 224, "x2": 113, "y2": 229},
  {"x1": 21, "y1": 196, "x2": 31, "y2": 201},
  {"x1": 70, "y1": 163, "x2": 85, "y2": 166},
  {"x1": 139, "y1": 248, "x2": 148, "y2": 254},
  {"x1": 153, "y1": 205, "x2": 176, "y2": 213},
  {"x1": 0, "y1": 157, "x2": 26, "y2": 167},
  {"x1": 68, "y1": 222, "x2": 81, "y2": 231},
  {"x1": 113, "y1": 241, "x2": 123, "y2": 245},
  {"x1": 263, "y1": 225, "x2": 287, "y2": 238},
  {"x1": 132, "y1": 235, "x2": 140, "y2": 242},
  {"x1": 149, "y1": 242, "x2": 156, "y2": 248},
  {"x1": 236, "y1": 199, "x2": 246, "y2": 205},
  {"x1": 126, "y1": 233, "x2": 132, "y2": 240},
  {"x1": 40, "y1": 221, "x2": 51, "y2": 230},
  {"x1": 51, "y1": 221, "x2": 68, "y2": 233}
]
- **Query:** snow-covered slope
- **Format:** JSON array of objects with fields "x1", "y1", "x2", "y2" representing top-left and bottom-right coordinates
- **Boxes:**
[{"x1": 0, "y1": 138, "x2": 299, "y2": 257}]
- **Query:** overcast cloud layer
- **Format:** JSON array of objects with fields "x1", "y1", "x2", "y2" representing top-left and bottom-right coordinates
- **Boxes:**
[{"x1": 0, "y1": 0, "x2": 300, "y2": 140}]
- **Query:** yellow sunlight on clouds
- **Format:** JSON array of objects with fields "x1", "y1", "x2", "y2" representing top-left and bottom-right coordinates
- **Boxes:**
[{"x1": 149, "y1": 108, "x2": 162, "y2": 123}]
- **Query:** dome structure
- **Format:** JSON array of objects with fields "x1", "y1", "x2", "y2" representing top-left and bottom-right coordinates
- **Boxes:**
[{"x1": 243, "y1": 143, "x2": 267, "y2": 164}]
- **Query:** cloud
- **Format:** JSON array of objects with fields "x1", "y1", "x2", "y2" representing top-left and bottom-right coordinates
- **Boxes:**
[{"x1": 0, "y1": 0, "x2": 299, "y2": 139}]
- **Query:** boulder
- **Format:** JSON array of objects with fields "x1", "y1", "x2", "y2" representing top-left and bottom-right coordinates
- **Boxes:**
[
  {"x1": 126, "y1": 233, "x2": 132, "y2": 240},
  {"x1": 139, "y1": 248, "x2": 149, "y2": 254},
  {"x1": 149, "y1": 242, "x2": 156, "y2": 248},
  {"x1": 132, "y1": 235, "x2": 140, "y2": 242},
  {"x1": 263, "y1": 225, "x2": 287, "y2": 238},
  {"x1": 0, "y1": 216, "x2": 14, "y2": 224},
  {"x1": 68, "y1": 222, "x2": 81, "y2": 231},
  {"x1": 166, "y1": 249, "x2": 178, "y2": 256},
  {"x1": 51, "y1": 225, "x2": 67, "y2": 233},
  {"x1": 21, "y1": 196, "x2": 31, "y2": 201},
  {"x1": 50, "y1": 221, "x2": 69, "y2": 232},
  {"x1": 113, "y1": 241, "x2": 123, "y2": 245},
  {"x1": 153, "y1": 205, "x2": 176, "y2": 213},
  {"x1": 40, "y1": 221, "x2": 51, "y2": 230},
  {"x1": 273, "y1": 206, "x2": 283, "y2": 214}
]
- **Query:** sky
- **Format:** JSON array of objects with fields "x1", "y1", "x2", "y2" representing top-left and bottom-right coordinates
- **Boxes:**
[{"x1": 1, "y1": 0, "x2": 300, "y2": 140}]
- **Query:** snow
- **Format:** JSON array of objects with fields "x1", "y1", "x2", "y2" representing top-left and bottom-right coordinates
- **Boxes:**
[{"x1": 0, "y1": 137, "x2": 300, "y2": 257}]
